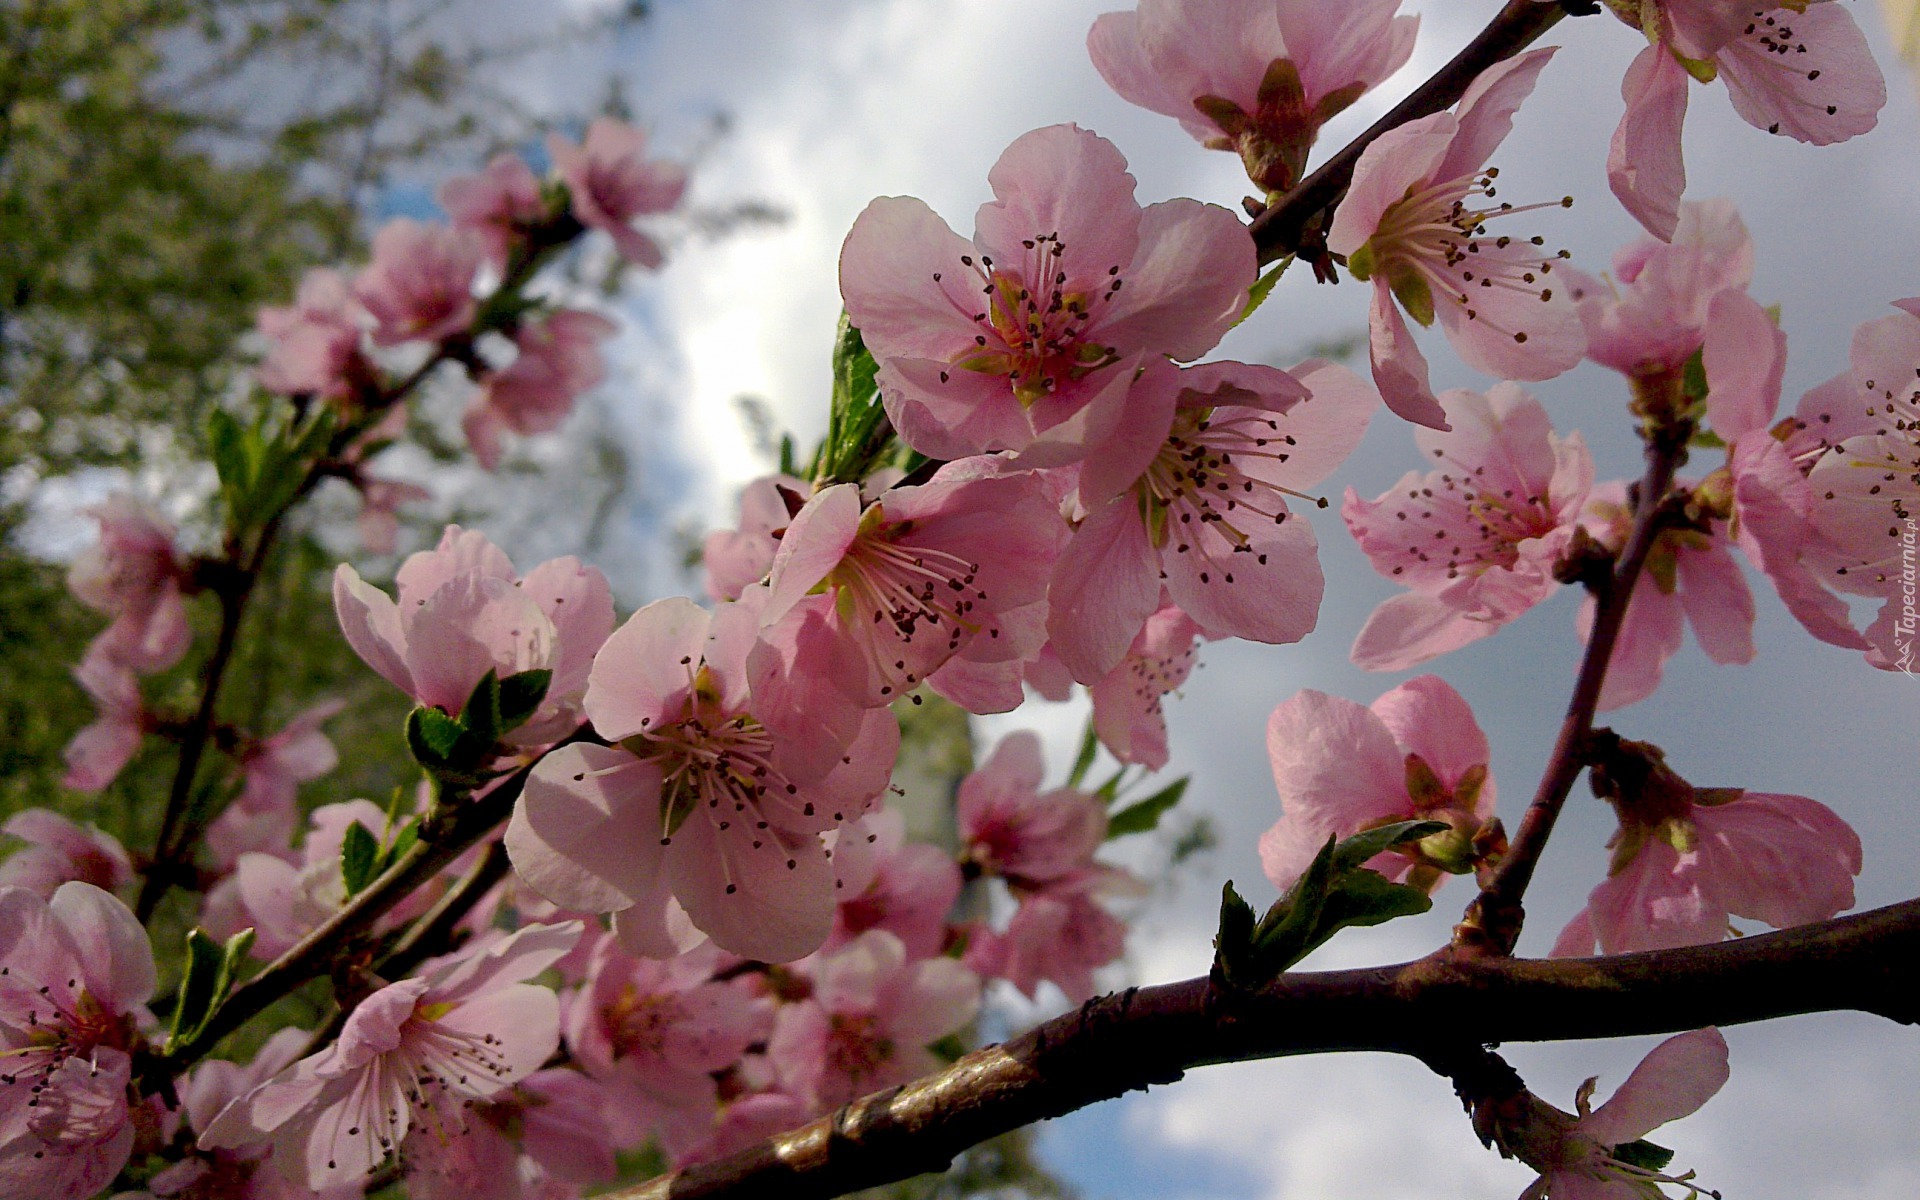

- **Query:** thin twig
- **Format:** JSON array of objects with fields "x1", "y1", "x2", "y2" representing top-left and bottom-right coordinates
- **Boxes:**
[{"x1": 599, "y1": 898, "x2": 1920, "y2": 1200}]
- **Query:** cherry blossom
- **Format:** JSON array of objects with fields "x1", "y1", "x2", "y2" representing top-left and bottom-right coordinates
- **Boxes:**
[
  {"x1": 760, "y1": 465, "x2": 1066, "y2": 712},
  {"x1": 256, "y1": 268, "x2": 371, "y2": 401},
  {"x1": 839, "y1": 123, "x2": 1253, "y2": 464},
  {"x1": 62, "y1": 656, "x2": 149, "y2": 794},
  {"x1": 826, "y1": 808, "x2": 962, "y2": 958},
  {"x1": 1259, "y1": 675, "x2": 1497, "y2": 893},
  {"x1": 1327, "y1": 49, "x2": 1583, "y2": 428},
  {"x1": 1496, "y1": 1028, "x2": 1728, "y2": 1200},
  {"x1": 1049, "y1": 357, "x2": 1375, "y2": 682},
  {"x1": 1346, "y1": 385, "x2": 1591, "y2": 671},
  {"x1": 1088, "y1": 602, "x2": 1204, "y2": 770},
  {"x1": 547, "y1": 118, "x2": 688, "y2": 268},
  {"x1": 68, "y1": 492, "x2": 193, "y2": 675},
  {"x1": 333, "y1": 525, "x2": 615, "y2": 745},
  {"x1": 767, "y1": 930, "x2": 979, "y2": 1111},
  {"x1": 353, "y1": 218, "x2": 483, "y2": 347},
  {"x1": 505, "y1": 596, "x2": 897, "y2": 962},
  {"x1": 439, "y1": 153, "x2": 548, "y2": 269},
  {"x1": 1088, "y1": 0, "x2": 1417, "y2": 192},
  {"x1": 0, "y1": 810, "x2": 133, "y2": 898},
  {"x1": 1604, "y1": 0, "x2": 1885, "y2": 239},
  {"x1": 702, "y1": 473, "x2": 807, "y2": 603},
  {"x1": 957, "y1": 732, "x2": 1105, "y2": 889},
  {"x1": 232, "y1": 699, "x2": 344, "y2": 823},
  {"x1": 402, "y1": 1067, "x2": 619, "y2": 1200},
  {"x1": 0, "y1": 882, "x2": 155, "y2": 1200},
  {"x1": 962, "y1": 871, "x2": 1132, "y2": 1004},
  {"x1": 201, "y1": 921, "x2": 580, "y2": 1192},
  {"x1": 464, "y1": 309, "x2": 618, "y2": 470}
]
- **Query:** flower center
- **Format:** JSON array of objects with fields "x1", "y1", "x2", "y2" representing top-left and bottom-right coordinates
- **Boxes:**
[
  {"x1": 1135, "y1": 408, "x2": 1315, "y2": 572},
  {"x1": 942, "y1": 234, "x2": 1122, "y2": 406}
]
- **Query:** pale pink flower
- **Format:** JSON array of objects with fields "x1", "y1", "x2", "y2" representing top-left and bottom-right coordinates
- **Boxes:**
[
  {"x1": 354, "y1": 475, "x2": 432, "y2": 556},
  {"x1": 564, "y1": 939, "x2": 767, "y2": 1156},
  {"x1": 201, "y1": 922, "x2": 580, "y2": 1192},
  {"x1": 0, "y1": 810, "x2": 133, "y2": 899},
  {"x1": 1327, "y1": 49, "x2": 1583, "y2": 428},
  {"x1": 1088, "y1": 0, "x2": 1417, "y2": 192},
  {"x1": 234, "y1": 700, "x2": 344, "y2": 821},
  {"x1": 767, "y1": 931, "x2": 979, "y2": 1111},
  {"x1": 672, "y1": 1091, "x2": 811, "y2": 1170},
  {"x1": 156, "y1": 1029, "x2": 360, "y2": 1200},
  {"x1": 839, "y1": 123, "x2": 1254, "y2": 464},
  {"x1": 962, "y1": 872, "x2": 1131, "y2": 1004},
  {"x1": 1555, "y1": 789, "x2": 1860, "y2": 955},
  {"x1": 463, "y1": 309, "x2": 618, "y2": 470},
  {"x1": 1259, "y1": 675, "x2": 1496, "y2": 893},
  {"x1": 957, "y1": 732, "x2": 1105, "y2": 889},
  {"x1": 68, "y1": 492, "x2": 192, "y2": 675},
  {"x1": 1502, "y1": 1028, "x2": 1728, "y2": 1200},
  {"x1": 257, "y1": 268, "x2": 371, "y2": 400},
  {"x1": 402, "y1": 1068, "x2": 618, "y2": 1200},
  {"x1": 333, "y1": 525, "x2": 615, "y2": 745},
  {"x1": 505, "y1": 596, "x2": 898, "y2": 962},
  {"x1": 1605, "y1": 0, "x2": 1884, "y2": 239},
  {"x1": 62, "y1": 656, "x2": 149, "y2": 793},
  {"x1": 703, "y1": 474, "x2": 808, "y2": 603},
  {"x1": 760, "y1": 466, "x2": 1067, "y2": 712},
  {"x1": 1050, "y1": 357, "x2": 1375, "y2": 682},
  {"x1": 827, "y1": 808, "x2": 962, "y2": 959},
  {"x1": 547, "y1": 119, "x2": 688, "y2": 268},
  {"x1": 1088, "y1": 602, "x2": 1205, "y2": 770},
  {"x1": 1346, "y1": 385, "x2": 1591, "y2": 671},
  {"x1": 1576, "y1": 484, "x2": 1754, "y2": 711},
  {"x1": 353, "y1": 218, "x2": 483, "y2": 347},
  {"x1": 439, "y1": 154, "x2": 547, "y2": 269},
  {"x1": 0, "y1": 882, "x2": 155, "y2": 1200}
]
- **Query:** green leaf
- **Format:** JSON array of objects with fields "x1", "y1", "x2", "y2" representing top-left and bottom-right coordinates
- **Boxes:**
[
  {"x1": 1233, "y1": 258, "x2": 1291, "y2": 328},
  {"x1": 379, "y1": 818, "x2": 421, "y2": 875},
  {"x1": 207, "y1": 408, "x2": 256, "y2": 513},
  {"x1": 1066, "y1": 719, "x2": 1100, "y2": 789},
  {"x1": 1330, "y1": 820, "x2": 1446, "y2": 872},
  {"x1": 1106, "y1": 777, "x2": 1188, "y2": 838},
  {"x1": 1681, "y1": 346, "x2": 1710, "y2": 404},
  {"x1": 1689, "y1": 426, "x2": 1726, "y2": 450},
  {"x1": 164, "y1": 927, "x2": 254, "y2": 1055},
  {"x1": 340, "y1": 820, "x2": 381, "y2": 897},
  {"x1": 461, "y1": 669, "x2": 503, "y2": 745},
  {"x1": 1214, "y1": 881, "x2": 1259, "y2": 986},
  {"x1": 496, "y1": 668, "x2": 552, "y2": 731},
  {"x1": 1612, "y1": 1140, "x2": 1676, "y2": 1172},
  {"x1": 816, "y1": 313, "x2": 894, "y2": 483},
  {"x1": 406, "y1": 705, "x2": 483, "y2": 773}
]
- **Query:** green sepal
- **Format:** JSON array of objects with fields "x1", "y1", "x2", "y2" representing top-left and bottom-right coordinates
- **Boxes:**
[
  {"x1": 1612, "y1": 1139, "x2": 1677, "y2": 1172},
  {"x1": 163, "y1": 926, "x2": 254, "y2": 1056},
  {"x1": 497, "y1": 668, "x2": 552, "y2": 731},
  {"x1": 340, "y1": 820, "x2": 381, "y2": 897},
  {"x1": 1386, "y1": 262, "x2": 1436, "y2": 327},
  {"x1": 1106, "y1": 777, "x2": 1189, "y2": 839},
  {"x1": 462, "y1": 670, "x2": 503, "y2": 745},
  {"x1": 1233, "y1": 258, "x2": 1291, "y2": 329}
]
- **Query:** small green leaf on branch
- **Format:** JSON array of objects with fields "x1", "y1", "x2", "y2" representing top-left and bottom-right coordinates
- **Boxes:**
[{"x1": 1106, "y1": 777, "x2": 1189, "y2": 838}]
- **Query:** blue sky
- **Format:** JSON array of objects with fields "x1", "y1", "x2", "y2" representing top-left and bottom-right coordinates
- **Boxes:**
[{"x1": 501, "y1": 1, "x2": 1920, "y2": 1194}]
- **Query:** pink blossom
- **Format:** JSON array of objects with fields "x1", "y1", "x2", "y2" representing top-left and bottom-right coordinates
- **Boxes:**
[
  {"x1": 354, "y1": 475, "x2": 432, "y2": 556},
  {"x1": 1346, "y1": 385, "x2": 1591, "y2": 671},
  {"x1": 547, "y1": 119, "x2": 688, "y2": 268},
  {"x1": 767, "y1": 931, "x2": 979, "y2": 1111},
  {"x1": 1502, "y1": 1028, "x2": 1728, "y2": 1200},
  {"x1": 353, "y1": 218, "x2": 483, "y2": 347},
  {"x1": 839, "y1": 123, "x2": 1254, "y2": 464},
  {"x1": 0, "y1": 882, "x2": 155, "y2": 1200},
  {"x1": 1088, "y1": 602, "x2": 1205, "y2": 770},
  {"x1": 1555, "y1": 786, "x2": 1860, "y2": 955},
  {"x1": 201, "y1": 921, "x2": 580, "y2": 1192},
  {"x1": 1049, "y1": 357, "x2": 1375, "y2": 681},
  {"x1": 962, "y1": 872, "x2": 1131, "y2": 1004},
  {"x1": 0, "y1": 810, "x2": 133, "y2": 898},
  {"x1": 402, "y1": 1068, "x2": 618, "y2": 1200},
  {"x1": 1088, "y1": 0, "x2": 1417, "y2": 192},
  {"x1": 464, "y1": 309, "x2": 618, "y2": 469},
  {"x1": 506, "y1": 596, "x2": 898, "y2": 962},
  {"x1": 827, "y1": 808, "x2": 962, "y2": 959},
  {"x1": 760, "y1": 466, "x2": 1066, "y2": 712},
  {"x1": 1605, "y1": 1, "x2": 1884, "y2": 239},
  {"x1": 234, "y1": 700, "x2": 344, "y2": 822},
  {"x1": 62, "y1": 655, "x2": 149, "y2": 793},
  {"x1": 68, "y1": 492, "x2": 192, "y2": 674},
  {"x1": 257, "y1": 268, "x2": 371, "y2": 400},
  {"x1": 703, "y1": 474, "x2": 807, "y2": 603},
  {"x1": 157, "y1": 1029, "x2": 360, "y2": 1199},
  {"x1": 333, "y1": 525, "x2": 615, "y2": 744},
  {"x1": 1577, "y1": 484, "x2": 1754, "y2": 711},
  {"x1": 439, "y1": 154, "x2": 548, "y2": 269},
  {"x1": 1327, "y1": 49, "x2": 1583, "y2": 428},
  {"x1": 564, "y1": 939, "x2": 767, "y2": 1156},
  {"x1": 671, "y1": 1091, "x2": 812, "y2": 1170},
  {"x1": 1259, "y1": 675, "x2": 1497, "y2": 893},
  {"x1": 957, "y1": 732, "x2": 1105, "y2": 889}
]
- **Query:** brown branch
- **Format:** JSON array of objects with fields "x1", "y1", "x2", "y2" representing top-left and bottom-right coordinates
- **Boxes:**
[
  {"x1": 603, "y1": 898, "x2": 1920, "y2": 1200},
  {"x1": 1457, "y1": 427, "x2": 1688, "y2": 954},
  {"x1": 1248, "y1": 0, "x2": 1575, "y2": 266}
]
